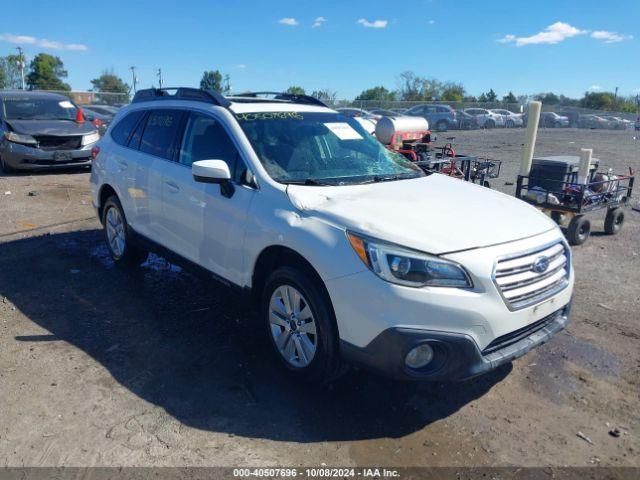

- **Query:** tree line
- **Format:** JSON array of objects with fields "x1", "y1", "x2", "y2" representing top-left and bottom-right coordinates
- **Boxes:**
[{"x1": 0, "y1": 54, "x2": 637, "y2": 113}]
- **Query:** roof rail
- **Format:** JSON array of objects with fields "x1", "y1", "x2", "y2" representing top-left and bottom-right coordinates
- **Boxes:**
[
  {"x1": 234, "y1": 91, "x2": 328, "y2": 107},
  {"x1": 131, "y1": 87, "x2": 231, "y2": 108}
]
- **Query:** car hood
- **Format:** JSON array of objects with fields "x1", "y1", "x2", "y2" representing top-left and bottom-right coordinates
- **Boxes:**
[
  {"x1": 287, "y1": 174, "x2": 557, "y2": 254},
  {"x1": 5, "y1": 119, "x2": 96, "y2": 136}
]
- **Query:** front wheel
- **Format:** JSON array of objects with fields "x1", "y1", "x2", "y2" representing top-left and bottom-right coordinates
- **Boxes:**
[
  {"x1": 435, "y1": 120, "x2": 448, "y2": 132},
  {"x1": 484, "y1": 120, "x2": 495, "y2": 129},
  {"x1": 0, "y1": 156, "x2": 16, "y2": 174},
  {"x1": 566, "y1": 215, "x2": 591, "y2": 246},
  {"x1": 102, "y1": 196, "x2": 148, "y2": 266},
  {"x1": 262, "y1": 266, "x2": 341, "y2": 384}
]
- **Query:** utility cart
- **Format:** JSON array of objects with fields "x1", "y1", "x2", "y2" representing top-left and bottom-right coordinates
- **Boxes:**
[
  {"x1": 374, "y1": 116, "x2": 501, "y2": 187},
  {"x1": 516, "y1": 156, "x2": 635, "y2": 245}
]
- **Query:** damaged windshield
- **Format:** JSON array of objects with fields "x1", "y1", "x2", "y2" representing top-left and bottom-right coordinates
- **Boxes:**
[
  {"x1": 2, "y1": 97, "x2": 77, "y2": 121},
  {"x1": 236, "y1": 111, "x2": 423, "y2": 185}
]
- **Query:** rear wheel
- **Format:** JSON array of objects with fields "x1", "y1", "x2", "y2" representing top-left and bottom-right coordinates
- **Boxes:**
[
  {"x1": 485, "y1": 119, "x2": 495, "y2": 129},
  {"x1": 604, "y1": 207, "x2": 624, "y2": 235},
  {"x1": 102, "y1": 196, "x2": 148, "y2": 266},
  {"x1": 567, "y1": 215, "x2": 591, "y2": 246},
  {"x1": 262, "y1": 266, "x2": 341, "y2": 384}
]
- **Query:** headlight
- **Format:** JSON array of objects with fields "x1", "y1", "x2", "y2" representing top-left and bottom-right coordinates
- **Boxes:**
[
  {"x1": 81, "y1": 132, "x2": 100, "y2": 146},
  {"x1": 4, "y1": 131, "x2": 37, "y2": 145},
  {"x1": 347, "y1": 231, "x2": 472, "y2": 288}
]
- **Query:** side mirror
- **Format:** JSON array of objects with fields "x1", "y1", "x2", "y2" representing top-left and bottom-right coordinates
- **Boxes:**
[
  {"x1": 192, "y1": 160, "x2": 231, "y2": 184},
  {"x1": 192, "y1": 159, "x2": 235, "y2": 198}
]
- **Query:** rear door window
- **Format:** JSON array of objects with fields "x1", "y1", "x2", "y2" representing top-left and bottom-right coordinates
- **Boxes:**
[
  {"x1": 111, "y1": 110, "x2": 145, "y2": 146},
  {"x1": 139, "y1": 109, "x2": 184, "y2": 160}
]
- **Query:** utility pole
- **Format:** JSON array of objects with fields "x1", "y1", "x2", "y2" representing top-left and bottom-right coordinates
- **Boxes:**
[
  {"x1": 614, "y1": 86, "x2": 619, "y2": 101},
  {"x1": 16, "y1": 47, "x2": 25, "y2": 90},
  {"x1": 157, "y1": 68, "x2": 163, "y2": 88},
  {"x1": 224, "y1": 74, "x2": 231, "y2": 94},
  {"x1": 129, "y1": 66, "x2": 138, "y2": 93}
]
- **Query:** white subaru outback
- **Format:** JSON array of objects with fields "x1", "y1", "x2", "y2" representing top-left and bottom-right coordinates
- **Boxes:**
[{"x1": 90, "y1": 88, "x2": 574, "y2": 383}]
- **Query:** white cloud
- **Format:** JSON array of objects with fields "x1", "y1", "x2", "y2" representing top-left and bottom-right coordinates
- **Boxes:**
[
  {"x1": 357, "y1": 18, "x2": 388, "y2": 29},
  {"x1": 428, "y1": 20, "x2": 435, "y2": 25},
  {"x1": 589, "y1": 85, "x2": 602, "y2": 91},
  {"x1": 278, "y1": 18, "x2": 299, "y2": 26},
  {"x1": 498, "y1": 22, "x2": 587, "y2": 46},
  {"x1": 312, "y1": 16, "x2": 327, "y2": 28},
  {"x1": 591, "y1": 30, "x2": 632, "y2": 43},
  {"x1": 0, "y1": 33, "x2": 88, "y2": 51},
  {"x1": 234, "y1": 64, "x2": 247, "y2": 69}
]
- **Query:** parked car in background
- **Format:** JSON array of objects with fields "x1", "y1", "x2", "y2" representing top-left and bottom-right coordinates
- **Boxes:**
[
  {"x1": 463, "y1": 108, "x2": 505, "y2": 129},
  {"x1": 85, "y1": 104, "x2": 120, "y2": 117},
  {"x1": 557, "y1": 111, "x2": 580, "y2": 128},
  {"x1": 0, "y1": 91, "x2": 99, "y2": 172},
  {"x1": 635, "y1": 117, "x2": 640, "y2": 131},
  {"x1": 600, "y1": 115, "x2": 629, "y2": 130},
  {"x1": 90, "y1": 87, "x2": 573, "y2": 383},
  {"x1": 453, "y1": 109, "x2": 478, "y2": 130},
  {"x1": 405, "y1": 104, "x2": 456, "y2": 131},
  {"x1": 336, "y1": 108, "x2": 382, "y2": 122},
  {"x1": 81, "y1": 106, "x2": 113, "y2": 135},
  {"x1": 370, "y1": 108, "x2": 399, "y2": 117},
  {"x1": 540, "y1": 112, "x2": 570, "y2": 128},
  {"x1": 490, "y1": 109, "x2": 523, "y2": 128},
  {"x1": 577, "y1": 114, "x2": 609, "y2": 129}
]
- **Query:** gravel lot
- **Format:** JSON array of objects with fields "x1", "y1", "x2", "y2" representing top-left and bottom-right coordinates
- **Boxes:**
[{"x1": 0, "y1": 128, "x2": 638, "y2": 468}]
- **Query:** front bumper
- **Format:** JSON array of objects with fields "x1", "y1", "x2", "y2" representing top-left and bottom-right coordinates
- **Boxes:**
[
  {"x1": 341, "y1": 303, "x2": 570, "y2": 381},
  {"x1": 0, "y1": 140, "x2": 94, "y2": 170}
]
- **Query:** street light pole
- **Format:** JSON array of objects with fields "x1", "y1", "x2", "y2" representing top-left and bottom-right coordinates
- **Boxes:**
[
  {"x1": 129, "y1": 66, "x2": 138, "y2": 93},
  {"x1": 157, "y1": 68, "x2": 163, "y2": 88},
  {"x1": 16, "y1": 47, "x2": 25, "y2": 90}
]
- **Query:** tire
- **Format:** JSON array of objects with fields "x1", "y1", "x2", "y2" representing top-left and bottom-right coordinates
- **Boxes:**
[
  {"x1": 604, "y1": 207, "x2": 624, "y2": 235},
  {"x1": 102, "y1": 195, "x2": 148, "y2": 266},
  {"x1": 262, "y1": 266, "x2": 341, "y2": 385},
  {"x1": 566, "y1": 215, "x2": 591, "y2": 246},
  {"x1": 0, "y1": 156, "x2": 16, "y2": 174},
  {"x1": 484, "y1": 119, "x2": 495, "y2": 129},
  {"x1": 435, "y1": 120, "x2": 448, "y2": 132},
  {"x1": 506, "y1": 120, "x2": 515, "y2": 128},
  {"x1": 482, "y1": 180, "x2": 491, "y2": 188}
]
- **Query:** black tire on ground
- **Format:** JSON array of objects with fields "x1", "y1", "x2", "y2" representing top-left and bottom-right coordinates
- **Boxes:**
[
  {"x1": 436, "y1": 120, "x2": 448, "y2": 132},
  {"x1": 482, "y1": 180, "x2": 491, "y2": 188},
  {"x1": 506, "y1": 120, "x2": 514, "y2": 128},
  {"x1": 485, "y1": 120, "x2": 495, "y2": 129},
  {"x1": 101, "y1": 195, "x2": 148, "y2": 266},
  {"x1": 262, "y1": 266, "x2": 342, "y2": 385},
  {"x1": 566, "y1": 215, "x2": 591, "y2": 246},
  {"x1": 604, "y1": 207, "x2": 624, "y2": 235},
  {"x1": 0, "y1": 156, "x2": 16, "y2": 174}
]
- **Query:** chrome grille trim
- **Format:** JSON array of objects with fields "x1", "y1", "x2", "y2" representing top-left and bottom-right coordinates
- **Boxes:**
[{"x1": 493, "y1": 240, "x2": 570, "y2": 311}]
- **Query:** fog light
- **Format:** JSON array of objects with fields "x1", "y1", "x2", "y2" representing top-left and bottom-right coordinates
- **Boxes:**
[{"x1": 405, "y1": 344, "x2": 434, "y2": 369}]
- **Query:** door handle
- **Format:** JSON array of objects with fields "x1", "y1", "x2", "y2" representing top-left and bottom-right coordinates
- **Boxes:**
[{"x1": 165, "y1": 181, "x2": 180, "y2": 193}]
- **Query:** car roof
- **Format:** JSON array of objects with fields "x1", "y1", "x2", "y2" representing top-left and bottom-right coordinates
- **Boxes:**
[{"x1": 0, "y1": 90, "x2": 71, "y2": 101}]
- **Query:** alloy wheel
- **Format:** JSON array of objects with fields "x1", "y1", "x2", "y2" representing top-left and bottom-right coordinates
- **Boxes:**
[{"x1": 105, "y1": 206, "x2": 126, "y2": 258}]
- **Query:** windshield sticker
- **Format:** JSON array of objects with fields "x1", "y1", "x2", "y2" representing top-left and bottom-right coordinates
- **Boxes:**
[
  {"x1": 236, "y1": 112, "x2": 304, "y2": 121},
  {"x1": 58, "y1": 101, "x2": 74, "y2": 109},
  {"x1": 324, "y1": 122, "x2": 363, "y2": 140}
]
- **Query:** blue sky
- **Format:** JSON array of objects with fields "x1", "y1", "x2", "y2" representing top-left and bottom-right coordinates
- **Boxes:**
[{"x1": 1, "y1": 0, "x2": 637, "y2": 99}]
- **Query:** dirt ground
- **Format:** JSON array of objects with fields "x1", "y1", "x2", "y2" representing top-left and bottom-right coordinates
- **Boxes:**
[{"x1": 0, "y1": 128, "x2": 638, "y2": 468}]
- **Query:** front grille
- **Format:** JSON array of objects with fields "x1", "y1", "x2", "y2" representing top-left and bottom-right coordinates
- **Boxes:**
[
  {"x1": 34, "y1": 135, "x2": 82, "y2": 151},
  {"x1": 494, "y1": 241, "x2": 570, "y2": 310}
]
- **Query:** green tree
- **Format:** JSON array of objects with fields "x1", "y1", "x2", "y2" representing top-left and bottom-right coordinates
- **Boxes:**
[
  {"x1": 90, "y1": 69, "x2": 130, "y2": 104},
  {"x1": 311, "y1": 89, "x2": 338, "y2": 103},
  {"x1": 478, "y1": 93, "x2": 488, "y2": 103},
  {"x1": 534, "y1": 92, "x2": 559, "y2": 105},
  {"x1": 0, "y1": 55, "x2": 24, "y2": 89},
  {"x1": 485, "y1": 89, "x2": 497, "y2": 102},
  {"x1": 26, "y1": 53, "x2": 70, "y2": 91},
  {"x1": 441, "y1": 82, "x2": 465, "y2": 102},
  {"x1": 285, "y1": 86, "x2": 306, "y2": 95},
  {"x1": 397, "y1": 71, "x2": 424, "y2": 101},
  {"x1": 200, "y1": 70, "x2": 224, "y2": 91},
  {"x1": 580, "y1": 91, "x2": 616, "y2": 110},
  {"x1": 355, "y1": 86, "x2": 395, "y2": 101},
  {"x1": 502, "y1": 91, "x2": 517, "y2": 104}
]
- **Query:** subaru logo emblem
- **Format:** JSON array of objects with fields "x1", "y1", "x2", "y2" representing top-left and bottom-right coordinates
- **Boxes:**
[{"x1": 532, "y1": 256, "x2": 550, "y2": 274}]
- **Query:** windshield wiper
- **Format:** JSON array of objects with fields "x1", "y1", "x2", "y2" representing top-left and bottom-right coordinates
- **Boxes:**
[
  {"x1": 280, "y1": 178, "x2": 334, "y2": 186},
  {"x1": 354, "y1": 173, "x2": 422, "y2": 185}
]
